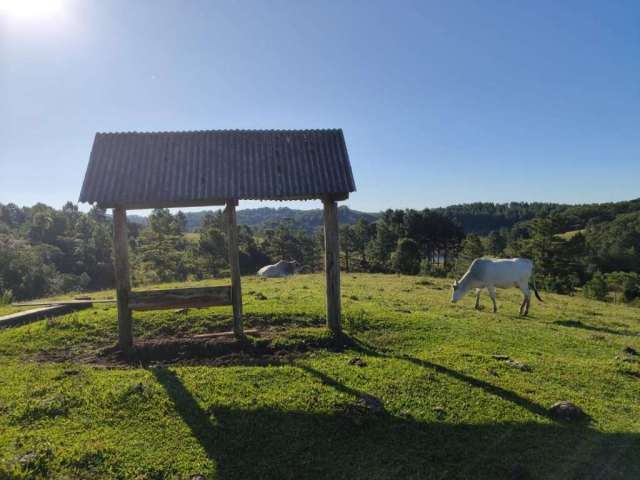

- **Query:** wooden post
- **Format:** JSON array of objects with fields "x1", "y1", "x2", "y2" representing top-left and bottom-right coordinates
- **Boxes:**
[
  {"x1": 113, "y1": 207, "x2": 132, "y2": 351},
  {"x1": 323, "y1": 198, "x2": 342, "y2": 334},
  {"x1": 225, "y1": 200, "x2": 244, "y2": 337}
]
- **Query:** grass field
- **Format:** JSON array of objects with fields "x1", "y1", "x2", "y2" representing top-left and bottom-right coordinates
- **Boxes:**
[
  {"x1": 0, "y1": 273, "x2": 639, "y2": 479},
  {"x1": 557, "y1": 229, "x2": 586, "y2": 240}
]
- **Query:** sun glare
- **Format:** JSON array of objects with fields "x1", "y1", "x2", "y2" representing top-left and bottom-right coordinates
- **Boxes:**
[{"x1": 0, "y1": 0, "x2": 65, "y2": 21}]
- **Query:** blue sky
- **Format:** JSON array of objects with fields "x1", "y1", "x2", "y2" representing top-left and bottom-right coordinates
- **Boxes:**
[{"x1": 1, "y1": 0, "x2": 639, "y2": 213}]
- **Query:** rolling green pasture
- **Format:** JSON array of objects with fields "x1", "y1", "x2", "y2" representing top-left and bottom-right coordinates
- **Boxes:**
[{"x1": 0, "y1": 274, "x2": 639, "y2": 479}]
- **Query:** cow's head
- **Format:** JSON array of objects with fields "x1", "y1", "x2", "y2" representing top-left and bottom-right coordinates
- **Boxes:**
[
  {"x1": 288, "y1": 260, "x2": 301, "y2": 272},
  {"x1": 451, "y1": 280, "x2": 464, "y2": 303},
  {"x1": 280, "y1": 260, "x2": 301, "y2": 274}
]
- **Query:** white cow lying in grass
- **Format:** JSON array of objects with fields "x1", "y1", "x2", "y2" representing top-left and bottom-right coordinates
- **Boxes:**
[
  {"x1": 451, "y1": 258, "x2": 542, "y2": 315},
  {"x1": 257, "y1": 260, "x2": 300, "y2": 278}
]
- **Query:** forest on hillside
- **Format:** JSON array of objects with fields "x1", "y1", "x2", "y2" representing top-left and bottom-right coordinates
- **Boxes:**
[
  {"x1": 165, "y1": 207, "x2": 380, "y2": 233},
  {"x1": 1, "y1": 199, "x2": 639, "y2": 303},
  {"x1": 129, "y1": 199, "x2": 640, "y2": 235}
]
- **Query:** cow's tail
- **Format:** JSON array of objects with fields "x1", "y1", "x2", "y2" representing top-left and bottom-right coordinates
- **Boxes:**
[{"x1": 531, "y1": 276, "x2": 543, "y2": 302}]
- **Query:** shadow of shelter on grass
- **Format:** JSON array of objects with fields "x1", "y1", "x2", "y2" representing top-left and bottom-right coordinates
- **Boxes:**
[
  {"x1": 151, "y1": 367, "x2": 640, "y2": 480},
  {"x1": 346, "y1": 336, "x2": 554, "y2": 420},
  {"x1": 553, "y1": 320, "x2": 638, "y2": 337}
]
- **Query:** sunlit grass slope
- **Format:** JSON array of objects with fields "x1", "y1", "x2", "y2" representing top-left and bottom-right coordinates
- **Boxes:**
[{"x1": 0, "y1": 273, "x2": 639, "y2": 479}]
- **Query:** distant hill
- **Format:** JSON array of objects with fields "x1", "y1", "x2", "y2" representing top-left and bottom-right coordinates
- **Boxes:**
[
  {"x1": 236, "y1": 207, "x2": 379, "y2": 233},
  {"x1": 434, "y1": 198, "x2": 640, "y2": 234},
  {"x1": 126, "y1": 198, "x2": 640, "y2": 235},
  {"x1": 127, "y1": 206, "x2": 380, "y2": 232}
]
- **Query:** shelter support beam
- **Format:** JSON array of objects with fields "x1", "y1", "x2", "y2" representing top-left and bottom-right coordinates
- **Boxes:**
[
  {"x1": 323, "y1": 198, "x2": 342, "y2": 334},
  {"x1": 225, "y1": 200, "x2": 244, "y2": 337},
  {"x1": 113, "y1": 207, "x2": 132, "y2": 351}
]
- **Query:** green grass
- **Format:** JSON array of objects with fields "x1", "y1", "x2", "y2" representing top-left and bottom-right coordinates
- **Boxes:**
[
  {"x1": 184, "y1": 232, "x2": 201, "y2": 242},
  {"x1": 1, "y1": 273, "x2": 639, "y2": 479},
  {"x1": 0, "y1": 305, "x2": 30, "y2": 317},
  {"x1": 557, "y1": 229, "x2": 586, "y2": 240}
]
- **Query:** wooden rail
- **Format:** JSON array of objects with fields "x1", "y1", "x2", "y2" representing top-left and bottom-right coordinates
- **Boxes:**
[
  {"x1": 13, "y1": 299, "x2": 115, "y2": 307},
  {"x1": 0, "y1": 304, "x2": 90, "y2": 329},
  {"x1": 14, "y1": 286, "x2": 232, "y2": 312},
  {"x1": 129, "y1": 286, "x2": 232, "y2": 311}
]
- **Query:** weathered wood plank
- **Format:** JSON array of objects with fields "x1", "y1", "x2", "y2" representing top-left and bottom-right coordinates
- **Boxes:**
[
  {"x1": 323, "y1": 198, "x2": 342, "y2": 334},
  {"x1": 113, "y1": 207, "x2": 132, "y2": 350},
  {"x1": 192, "y1": 329, "x2": 258, "y2": 339},
  {"x1": 13, "y1": 299, "x2": 115, "y2": 307},
  {"x1": 226, "y1": 201, "x2": 244, "y2": 337},
  {"x1": 0, "y1": 304, "x2": 89, "y2": 329},
  {"x1": 129, "y1": 286, "x2": 232, "y2": 311}
]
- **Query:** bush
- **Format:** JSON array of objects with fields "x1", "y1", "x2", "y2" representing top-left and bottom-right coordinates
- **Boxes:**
[
  {"x1": 0, "y1": 289, "x2": 13, "y2": 305},
  {"x1": 583, "y1": 272, "x2": 608, "y2": 301},
  {"x1": 622, "y1": 276, "x2": 639, "y2": 302},
  {"x1": 543, "y1": 274, "x2": 579, "y2": 295},
  {"x1": 50, "y1": 273, "x2": 86, "y2": 294},
  {"x1": 605, "y1": 271, "x2": 640, "y2": 303},
  {"x1": 391, "y1": 238, "x2": 421, "y2": 275}
]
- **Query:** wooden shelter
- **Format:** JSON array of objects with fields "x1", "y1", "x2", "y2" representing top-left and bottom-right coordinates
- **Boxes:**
[{"x1": 79, "y1": 129, "x2": 356, "y2": 350}]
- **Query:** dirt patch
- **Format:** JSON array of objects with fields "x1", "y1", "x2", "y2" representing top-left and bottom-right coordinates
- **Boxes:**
[{"x1": 35, "y1": 328, "x2": 353, "y2": 367}]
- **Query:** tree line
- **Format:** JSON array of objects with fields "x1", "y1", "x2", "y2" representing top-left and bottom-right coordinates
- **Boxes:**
[{"x1": 1, "y1": 199, "x2": 639, "y2": 304}]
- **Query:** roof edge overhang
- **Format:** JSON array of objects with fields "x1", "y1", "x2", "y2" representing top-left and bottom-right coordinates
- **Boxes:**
[{"x1": 84, "y1": 192, "x2": 350, "y2": 211}]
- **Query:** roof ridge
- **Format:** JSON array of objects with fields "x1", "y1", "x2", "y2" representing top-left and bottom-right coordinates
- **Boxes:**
[{"x1": 96, "y1": 128, "x2": 343, "y2": 136}]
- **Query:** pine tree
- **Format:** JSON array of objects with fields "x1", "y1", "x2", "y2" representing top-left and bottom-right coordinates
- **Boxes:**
[
  {"x1": 455, "y1": 233, "x2": 484, "y2": 276},
  {"x1": 391, "y1": 238, "x2": 421, "y2": 275},
  {"x1": 486, "y1": 230, "x2": 506, "y2": 257}
]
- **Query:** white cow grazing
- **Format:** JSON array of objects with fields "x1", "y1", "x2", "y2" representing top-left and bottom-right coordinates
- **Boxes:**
[
  {"x1": 257, "y1": 260, "x2": 300, "y2": 278},
  {"x1": 451, "y1": 258, "x2": 542, "y2": 315}
]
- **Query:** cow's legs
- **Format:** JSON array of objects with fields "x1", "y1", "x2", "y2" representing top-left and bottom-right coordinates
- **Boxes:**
[
  {"x1": 474, "y1": 289, "x2": 481, "y2": 310},
  {"x1": 518, "y1": 283, "x2": 531, "y2": 316},
  {"x1": 487, "y1": 286, "x2": 497, "y2": 313}
]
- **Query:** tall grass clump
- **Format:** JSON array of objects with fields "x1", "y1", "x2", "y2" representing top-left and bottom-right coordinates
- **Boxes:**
[{"x1": 0, "y1": 289, "x2": 13, "y2": 305}]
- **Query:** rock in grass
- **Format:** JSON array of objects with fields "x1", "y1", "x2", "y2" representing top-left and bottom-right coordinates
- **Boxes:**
[
  {"x1": 348, "y1": 357, "x2": 367, "y2": 367},
  {"x1": 505, "y1": 359, "x2": 532, "y2": 372},
  {"x1": 357, "y1": 393, "x2": 384, "y2": 414},
  {"x1": 492, "y1": 355, "x2": 532, "y2": 371},
  {"x1": 18, "y1": 452, "x2": 39, "y2": 465},
  {"x1": 337, "y1": 393, "x2": 384, "y2": 424},
  {"x1": 492, "y1": 354, "x2": 510, "y2": 360},
  {"x1": 395, "y1": 308, "x2": 411, "y2": 314},
  {"x1": 127, "y1": 382, "x2": 146, "y2": 395},
  {"x1": 432, "y1": 406, "x2": 446, "y2": 418},
  {"x1": 254, "y1": 292, "x2": 267, "y2": 300},
  {"x1": 549, "y1": 401, "x2": 586, "y2": 421}
]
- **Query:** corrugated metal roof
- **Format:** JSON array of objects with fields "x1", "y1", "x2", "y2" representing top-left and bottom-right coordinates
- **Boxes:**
[{"x1": 79, "y1": 129, "x2": 356, "y2": 209}]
